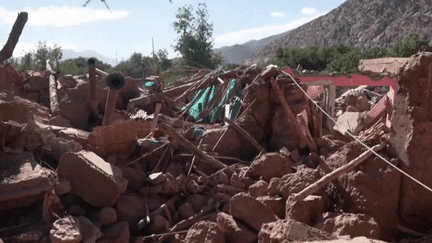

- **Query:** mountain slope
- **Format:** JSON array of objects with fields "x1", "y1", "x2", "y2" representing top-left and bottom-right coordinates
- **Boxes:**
[
  {"x1": 216, "y1": 32, "x2": 288, "y2": 64},
  {"x1": 246, "y1": 0, "x2": 432, "y2": 65},
  {"x1": 62, "y1": 50, "x2": 116, "y2": 66}
]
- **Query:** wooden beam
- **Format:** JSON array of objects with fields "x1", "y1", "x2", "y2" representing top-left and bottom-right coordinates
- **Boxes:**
[
  {"x1": 0, "y1": 12, "x2": 28, "y2": 65},
  {"x1": 159, "y1": 122, "x2": 227, "y2": 170},
  {"x1": 46, "y1": 60, "x2": 60, "y2": 116},
  {"x1": 271, "y1": 78, "x2": 317, "y2": 152},
  {"x1": 223, "y1": 117, "x2": 265, "y2": 153},
  {"x1": 290, "y1": 142, "x2": 386, "y2": 202}
]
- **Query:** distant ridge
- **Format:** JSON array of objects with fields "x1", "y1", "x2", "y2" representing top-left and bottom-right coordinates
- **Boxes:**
[
  {"x1": 62, "y1": 49, "x2": 116, "y2": 66},
  {"x1": 215, "y1": 31, "x2": 288, "y2": 64}
]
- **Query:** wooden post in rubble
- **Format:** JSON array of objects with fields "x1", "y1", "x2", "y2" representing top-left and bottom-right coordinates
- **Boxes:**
[
  {"x1": 88, "y1": 58, "x2": 98, "y2": 116},
  {"x1": 0, "y1": 12, "x2": 28, "y2": 65},
  {"x1": 271, "y1": 78, "x2": 317, "y2": 152},
  {"x1": 46, "y1": 60, "x2": 61, "y2": 116},
  {"x1": 290, "y1": 141, "x2": 386, "y2": 202}
]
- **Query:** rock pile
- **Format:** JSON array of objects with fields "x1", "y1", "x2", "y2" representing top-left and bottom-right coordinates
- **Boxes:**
[{"x1": 0, "y1": 54, "x2": 431, "y2": 243}]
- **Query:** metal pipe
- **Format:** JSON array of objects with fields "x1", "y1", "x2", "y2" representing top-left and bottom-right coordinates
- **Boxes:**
[{"x1": 102, "y1": 73, "x2": 125, "y2": 125}]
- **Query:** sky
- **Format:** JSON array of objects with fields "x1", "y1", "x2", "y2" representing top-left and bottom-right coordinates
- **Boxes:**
[{"x1": 0, "y1": 0, "x2": 346, "y2": 64}]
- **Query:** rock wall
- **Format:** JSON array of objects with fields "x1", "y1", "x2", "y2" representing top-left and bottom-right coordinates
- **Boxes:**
[{"x1": 389, "y1": 52, "x2": 432, "y2": 227}]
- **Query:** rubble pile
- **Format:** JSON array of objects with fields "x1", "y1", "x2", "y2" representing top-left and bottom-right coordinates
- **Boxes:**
[{"x1": 1, "y1": 53, "x2": 432, "y2": 243}]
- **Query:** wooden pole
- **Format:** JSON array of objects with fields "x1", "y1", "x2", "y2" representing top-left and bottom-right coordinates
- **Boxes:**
[
  {"x1": 271, "y1": 78, "x2": 317, "y2": 152},
  {"x1": 88, "y1": 59, "x2": 98, "y2": 115},
  {"x1": 0, "y1": 12, "x2": 28, "y2": 65},
  {"x1": 159, "y1": 122, "x2": 227, "y2": 170},
  {"x1": 46, "y1": 60, "x2": 60, "y2": 116},
  {"x1": 291, "y1": 142, "x2": 386, "y2": 202},
  {"x1": 223, "y1": 117, "x2": 265, "y2": 153}
]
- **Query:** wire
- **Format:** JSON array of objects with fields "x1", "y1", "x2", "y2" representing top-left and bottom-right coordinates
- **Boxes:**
[{"x1": 281, "y1": 70, "x2": 432, "y2": 194}]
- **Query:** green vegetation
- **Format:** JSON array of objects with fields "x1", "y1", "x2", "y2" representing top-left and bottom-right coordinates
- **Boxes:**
[
  {"x1": 173, "y1": 3, "x2": 222, "y2": 69},
  {"x1": 272, "y1": 33, "x2": 430, "y2": 73}
]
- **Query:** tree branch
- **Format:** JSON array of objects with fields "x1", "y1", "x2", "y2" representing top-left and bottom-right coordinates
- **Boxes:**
[{"x1": 0, "y1": 12, "x2": 28, "y2": 65}]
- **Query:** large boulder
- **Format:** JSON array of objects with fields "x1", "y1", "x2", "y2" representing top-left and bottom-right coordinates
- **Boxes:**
[
  {"x1": 57, "y1": 151, "x2": 127, "y2": 207},
  {"x1": 321, "y1": 213, "x2": 380, "y2": 240},
  {"x1": 229, "y1": 192, "x2": 276, "y2": 231},
  {"x1": 0, "y1": 152, "x2": 56, "y2": 209},
  {"x1": 183, "y1": 221, "x2": 225, "y2": 243},
  {"x1": 249, "y1": 153, "x2": 293, "y2": 182},
  {"x1": 327, "y1": 142, "x2": 401, "y2": 240},
  {"x1": 389, "y1": 52, "x2": 432, "y2": 228},
  {"x1": 258, "y1": 219, "x2": 336, "y2": 243},
  {"x1": 217, "y1": 212, "x2": 257, "y2": 243}
]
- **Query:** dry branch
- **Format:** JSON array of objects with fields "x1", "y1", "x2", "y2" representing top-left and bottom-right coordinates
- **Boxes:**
[{"x1": 159, "y1": 122, "x2": 227, "y2": 170}]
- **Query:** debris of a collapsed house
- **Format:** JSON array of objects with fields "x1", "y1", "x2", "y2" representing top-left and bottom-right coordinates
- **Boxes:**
[{"x1": 4, "y1": 54, "x2": 432, "y2": 243}]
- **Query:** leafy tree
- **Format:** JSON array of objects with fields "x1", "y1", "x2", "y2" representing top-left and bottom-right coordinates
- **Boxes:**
[
  {"x1": 155, "y1": 49, "x2": 173, "y2": 71},
  {"x1": 34, "y1": 41, "x2": 63, "y2": 70},
  {"x1": 20, "y1": 52, "x2": 32, "y2": 70},
  {"x1": 173, "y1": 3, "x2": 221, "y2": 69},
  {"x1": 390, "y1": 33, "x2": 429, "y2": 57}
]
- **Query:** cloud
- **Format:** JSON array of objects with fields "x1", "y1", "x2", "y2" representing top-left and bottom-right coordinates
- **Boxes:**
[
  {"x1": 0, "y1": 5, "x2": 129, "y2": 27},
  {"x1": 301, "y1": 7, "x2": 317, "y2": 15},
  {"x1": 271, "y1": 12, "x2": 284, "y2": 18},
  {"x1": 215, "y1": 12, "x2": 328, "y2": 47}
]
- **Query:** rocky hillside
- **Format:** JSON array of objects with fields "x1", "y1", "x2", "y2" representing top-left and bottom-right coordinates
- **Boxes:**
[
  {"x1": 216, "y1": 32, "x2": 287, "y2": 64},
  {"x1": 245, "y1": 0, "x2": 432, "y2": 65}
]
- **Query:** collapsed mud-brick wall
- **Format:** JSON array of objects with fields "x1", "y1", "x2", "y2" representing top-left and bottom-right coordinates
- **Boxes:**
[{"x1": 389, "y1": 52, "x2": 432, "y2": 228}]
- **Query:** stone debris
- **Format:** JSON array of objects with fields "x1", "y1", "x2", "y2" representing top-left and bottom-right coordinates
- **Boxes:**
[{"x1": 0, "y1": 55, "x2": 431, "y2": 243}]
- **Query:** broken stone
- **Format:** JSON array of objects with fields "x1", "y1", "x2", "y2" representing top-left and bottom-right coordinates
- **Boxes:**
[
  {"x1": 0, "y1": 152, "x2": 56, "y2": 209},
  {"x1": 48, "y1": 115, "x2": 72, "y2": 127},
  {"x1": 258, "y1": 219, "x2": 336, "y2": 243},
  {"x1": 120, "y1": 165, "x2": 146, "y2": 191},
  {"x1": 98, "y1": 207, "x2": 117, "y2": 226},
  {"x1": 229, "y1": 192, "x2": 277, "y2": 231},
  {"x1": 216, "y1": 212, "x2": 257, "y2": 243},
  {"x1": 256, "y1": 196, "x2": 285, "y2": 219},
  {"x1": 57, "y1": 151, "x2": 127, "y2": 207},
  {"x1": 389, "y1": 52, "x2": 432, "y2": 229},
  {"x1": 322, "y1": 213, "x2": 380, "y2": 240},
  {"x1": 150, "y1": 215, "x2": 170, "y2": 234},
  {"x1": 147, "y1": 172, "x2": 167, "y2": 185},
  {"x1": 50, "y1": 216, "x2": 82, "y2": 243},
  {"x1": 0, "y1": 91, "x2": 49, "y2": 124},
  {"x1": 183, "y1": 221, "x2": 225, "y2": 243},
  {"x1": 326, "y1": 143, "x2": 400, "y2": 240},
  {"x1": 78, "y1": 216, "x2": 102, "y2": 243},
  {"x1": 115, "y1": 194, "x2": 147, "y2": 231},
  {"x1": 267, "y1": 165, "x2": 326, "y2": 201},
  {"x1": 99, "y1": 221, "x2": 130, "y2": 243},
  {"x1": 334, "y1": 112, "x2": 361, "y2": 136},
  {"x1": 249, "y1": 180, "x2": 269, "y2": 198},
  {"x1": 68, "y1": 205, "x2": 86, "y2": 217},
  {"x1": 286, "y1": 195, "x2": 324, "y2": 226},
  {"x1": 249, "y1": 152, "x2": 293, "y2": 182},
  {"x1": 174, "y1": 202, "x2": 195, "y2": 222},
  {"x1": 261, "y1": 65, "x2": 279, "y2": 80}
]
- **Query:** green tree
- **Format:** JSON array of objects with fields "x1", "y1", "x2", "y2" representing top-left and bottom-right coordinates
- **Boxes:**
[
  {"x1": 390, "y1": 33, "x2": 429, "y2": 57},
  {"x1": 155, "y1": 49, "x2": 173, "y2": 71},
  {"x1": 20, "y1": 52, "x2": 32, "y2": 70},
  {"x1": 34, "y1": 41, "x2": 63, "y2": 70},
  {"x1": 173, "y1": 3, "x2": 221, "y2": 69}
]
